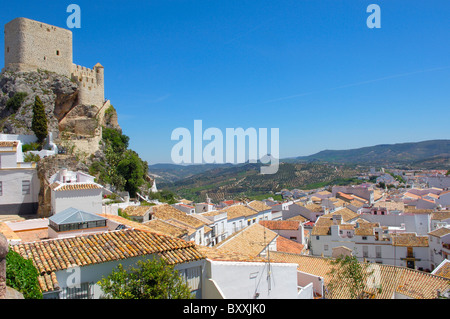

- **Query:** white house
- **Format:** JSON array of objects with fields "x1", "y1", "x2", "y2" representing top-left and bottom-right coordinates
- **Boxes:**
[
  {"x1": 428, "y1": 226, "x2": 450, "y2": 270},
  {"x1": 310, "y1": 215, "x2": 431, "y2": 270},
  {"x1": 202, "y1": 259, "x2": 315, "y2": 299},
  {"x1": 49, "y1": 169, "x2": 103, "y2": 215},
  {"x1": 10, "y1": 228, "x2": 206, "y2": 299},
  {"x1": 0, "y1": 139, "x2": 40, "y2": 215}
]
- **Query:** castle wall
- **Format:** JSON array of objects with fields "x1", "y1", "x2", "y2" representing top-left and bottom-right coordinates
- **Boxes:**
[
  {"x1": 71, "y1": 64, "x2": 104, "y2": 107},
  {"x1": 4, "y1": 18, "x2": 73, "y2": 77}
]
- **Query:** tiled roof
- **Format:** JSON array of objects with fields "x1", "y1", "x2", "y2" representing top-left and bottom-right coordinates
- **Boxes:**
[
  {"x1": 247, "y1": 200, "x2": 272, "y2": 212},
  {"x1": 390, "y1": 233, "x2": 429, "y2": 247},
  {"x1": 276, "y1": 236, "x2": 304, "y2": 254},
  {"x1": 311, "y1": 226, "x2": 331, "y2": 236},
  {"x1": 269, "y1": 252, "x2": 450, "y2": 299},
  {"x1": 152, "y1": 204, "x2": 205, "y2": 229},
  {"x1": 122, "y1": 205, "x2": 152, "y2": 217},
  {"x1": 222, "y1": 204, "x2": 259, "y2": 220},
  {"x1": 12, "y1": 228, "x2": 205, "y2": 292},
  {"x1": 330, "y1": 208, "x2": 359, "y2": 222},
  {"x1": 354, "y1": 222, "x2": 379, "y2": 236},
  {"x1": 142, "y1": 219, "x2": 188, "y2": 238},
  {"x1": 428, "y1": 227, "x2": 450, "y2": 238},
  {"x1": 50, "y1": 182, "x2": 103, "y2": 191},
  {"x1": 432, "y1": 260, "x2": 450, "y2": 279},
  {"x1": 259, "y1": 220, "x2": 301, "y2": 231},
  {"x1": 216, "y1": 223, "x2": 278, "y2": 257},
  {"x1": 285, "y1": 214, "x2": 309, "y2": 223},
  {"x1": 373, "y1": 201, "x2": 405, "y2": 211},
  {"x1": 431, "y1": 211, "x2": 450, "y2": 221},
  {"x1": 195, "y1": 245, "x2": 268, "y2": 263}
]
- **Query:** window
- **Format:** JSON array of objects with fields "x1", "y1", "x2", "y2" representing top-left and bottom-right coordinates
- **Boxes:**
[
  {"x1": 22, "y1": 180, "x2": 31, "y2": 195},
  {"x1": 0, "y1": 181, "x2": 2, "y2": 196},
  {"x1": 56, "y1": 50, "x2": 60, "y2": 56},
  {"x1": 324, "y1": 245, "x2": 329, "y2": 251},
  {"x1": 316, "y1": 236, "x2": 320, "y2": 240},
  {"x1": 362, "y1": 236, "x2": 368, "y2": 240},
  {"x1": 376, "y1": 246, "x2": 382, "y2": 258},
  {"x1": 363, "y1": 246, "x2": 369, "y2": 258}
]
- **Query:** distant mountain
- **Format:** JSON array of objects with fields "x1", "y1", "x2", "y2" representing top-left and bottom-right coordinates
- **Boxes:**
[
  {"x1": 150, "y1": 139, "x2": 450, "y2": 202},
  {"x1": 290, "y1": 140, "x2": 450, "y2": 168},
  {"x1": 148, "y1": 163, "x2": 234, "y2": 183},
  {"x1": 156, "y1": 162, "x2": 362, "y2": 202}
]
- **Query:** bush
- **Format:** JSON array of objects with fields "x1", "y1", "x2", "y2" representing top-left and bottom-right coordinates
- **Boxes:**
[
  {"x1": 22, "y1": 142, "x2": 40, "y2": 152},
  {"x1": 98, "y1": 258, "x2": 193, "y2": 299},
  {"x1": 6, "y1": 92, "x2": 28, "y2": 112},
  {"x1": 6, "y1": 249, "x2": 43, "y2": 299}
]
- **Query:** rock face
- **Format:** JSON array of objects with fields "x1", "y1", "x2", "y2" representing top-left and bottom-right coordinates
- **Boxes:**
[{"x1": 0, "y1": 69, "x2": 120, "y2": 156}]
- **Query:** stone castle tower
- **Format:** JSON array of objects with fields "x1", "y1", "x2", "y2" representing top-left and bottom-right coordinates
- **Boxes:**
[{"x1": 3, "y1": 17, "x2": 104, "y2": 107}]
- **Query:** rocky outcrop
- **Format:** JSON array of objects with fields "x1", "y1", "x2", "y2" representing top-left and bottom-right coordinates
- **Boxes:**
[{"x1": 0, "y1": 69, "x2": 120, "y2": 157}]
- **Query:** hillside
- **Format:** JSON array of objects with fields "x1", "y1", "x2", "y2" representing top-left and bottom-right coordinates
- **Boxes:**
[
  {"x1": 289, "y1": 140, "x2": 450, "y2": 168},
  {"x1": 157, "y1": 162, "x2": 362, "y2": 202},
  {"x1": 148, "y1": 163, "x2": 233, "y2": 183}
]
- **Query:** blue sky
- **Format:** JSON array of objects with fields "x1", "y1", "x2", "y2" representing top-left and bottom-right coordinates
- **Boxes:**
[{"x1": 1, "y1": 1, "x2": 450, "y2": 164}]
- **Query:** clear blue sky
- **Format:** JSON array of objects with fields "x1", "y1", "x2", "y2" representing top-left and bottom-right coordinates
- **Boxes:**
[{"x1": 1, "y1": 1, "x2": 450, "y2": 164}]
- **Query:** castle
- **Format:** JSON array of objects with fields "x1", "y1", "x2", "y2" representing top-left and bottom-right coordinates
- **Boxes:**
[{"x1": 3, "y1": 17, "x2": 105, "y2": 108}]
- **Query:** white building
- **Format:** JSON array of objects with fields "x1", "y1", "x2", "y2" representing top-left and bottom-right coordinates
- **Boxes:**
[
  {"x1": 310, "y1": 215, "x2": 432, "y2": 271},
  {"x1": 428, "y1": 226, "x2": 450, "y2": 270},
  {"x1": 49, "y1": 169, "x2": 103, "y2": 215},
  {"x1": 0, "y1": 139, "x2": 40, "y2": 215}
]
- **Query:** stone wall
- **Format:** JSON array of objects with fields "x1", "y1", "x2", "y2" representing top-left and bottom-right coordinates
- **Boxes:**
[{"x1": 4, "y1": 18, "x2": 73, "y2": 78}]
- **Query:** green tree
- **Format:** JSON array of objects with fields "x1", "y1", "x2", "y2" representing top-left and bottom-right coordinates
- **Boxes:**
[
  {"x1": 117, "y1": 150, "x2": 146, "y2": 197},
  {"x1": 98, "y1": 258, "x2": 193, "y2": 299},
  {"x1": 326, "y1": 255, "x2": 377, "y2": 299},
  {"x1": 31, "y1": 95, "x2": 48, "y2": 144},
  {"x1": 6, "y1": 250, "x2": 43, "y2": 299}
]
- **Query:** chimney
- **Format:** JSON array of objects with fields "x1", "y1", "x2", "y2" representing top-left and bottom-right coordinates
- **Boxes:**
[{"x1": 0, "y1": 233, "x2": 8, "y2": 299}]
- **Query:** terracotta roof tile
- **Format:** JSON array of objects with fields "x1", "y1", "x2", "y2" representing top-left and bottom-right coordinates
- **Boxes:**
[
  {"x1": 259, "y1": 220, "x2": 301, "y2": 231},
  {"x1": 269, "y1": 252, "x2": 450, "y2": 299},
  {"x1": 12, "y1": 228, "x2": 205, "y2": 292}
]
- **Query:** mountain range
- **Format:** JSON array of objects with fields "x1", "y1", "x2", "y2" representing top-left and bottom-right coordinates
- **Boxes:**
[{"x1": 148, "y1": 140, "x2": 450, "y2": 202}]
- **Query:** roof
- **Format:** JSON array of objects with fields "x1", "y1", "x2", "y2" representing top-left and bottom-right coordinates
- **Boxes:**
[
  {"x1": 247, "y1": 200, "x2": 272, "y2": 212},
  {"x1": 431, "y1": 211, "x2": 450, "y2": 221},
  {"x1": 373, "y1": 201, "x2": 405, "y2": 211},
  {"x1": 276, "y1": 236, "x2": 304, "y2": 254},
  {"x1": 49, "y1": 207, "x2": 106, "y2": 225},
  {"x1": 221, "y1": 204, "x2": 259, "y2": 220},
  {"x1": 259, "y1": 220, "x2": 301, "y2": 231},
  {"x1": 269, "y1": 252, "x2": 450, "y2": 299},
  {"x1": 390, "y1": 233, "x2": 429, "y2": 247},
  {"x1": 216, "y1": 223, "x2": 278, "y2": 257},
  {"x1": 142, "y1": 219, "x2": 188, "y2": 238},
  {"x1": 152, "y1": 204, "x2": 204, "y2": 229},
  {"x1": 122, "y1": 205, "x2": 152, "y2": 217},
  {"x1": 432, "y1": 260, "x2": 450, "y2": 279},
  {"x1": 428, "y1": 227, "x2": 450, "y2": 238},
  {"x1": 49, "y1": 182, "x2": 103, "y2": 192},
  {"x1": 12, "y1": 228, "x2": 205, "y2": 292}
]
